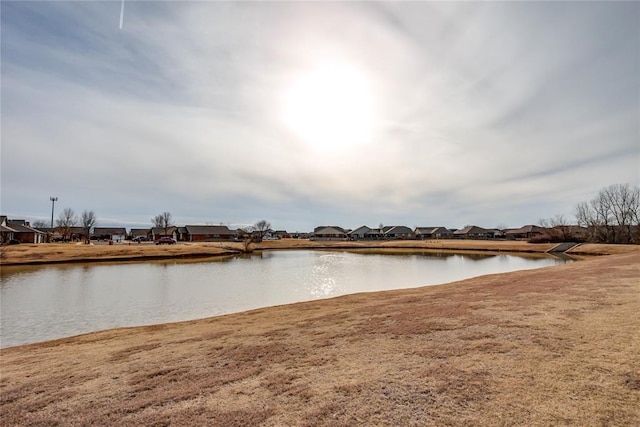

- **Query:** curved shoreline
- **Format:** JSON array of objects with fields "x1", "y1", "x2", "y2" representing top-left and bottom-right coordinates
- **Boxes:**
[{"x1": 3, "y1": 240, "x2": 636, "y2": 266}]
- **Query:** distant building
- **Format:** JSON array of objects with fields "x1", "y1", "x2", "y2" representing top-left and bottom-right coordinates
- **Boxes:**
[
  {"x1": 184, "y1": 225, "x2": 238, "y2": 241},
  {"x1": 453, "y1": 225, "x2": 493, "y2": 239},
  {"x1": 93, "y1": 227, "x2": 127, "y2": 242},
  {"x1": 2, "y1": 218, "x2": 46, "y2": 244},
  {"x1": 349, "y1": 226, "x2": 371, "y2": 240},
  {"x1": 312, "y1": 226, "x2": 347, "y2": 240},
  {"x1": 504, "y1": 225, "x2": 546, "y2": 240},
  {"x1": 383, "y1": 226, "x2": 414, "y2": 240},
  {"x1": 414, "y1": 227, "x2": 454, "y2": 240}
]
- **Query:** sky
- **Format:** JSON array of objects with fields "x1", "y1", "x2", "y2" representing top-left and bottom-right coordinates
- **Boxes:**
[{"x1": 1, "y1": 1, "x2": 639, "y2": 232}]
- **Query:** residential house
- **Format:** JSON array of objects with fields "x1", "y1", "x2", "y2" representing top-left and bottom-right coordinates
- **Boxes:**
[
  {"x1": 505, "y1": 225, "x2": 546, "y2": 240},
  {"x1": 93, "y1": 227, "x2": 128, "y2": 242},
  {"x1": 274, "y1": 230, "x2": 291, "y2": 239},
  {"x1": 383, "y1": 226, "x2": 414, "y2": 240},
  {"x1": 176, "y1": 227, "x2": 189, "y2": 242},
  {"x1": 184, "y1": 225, "x2": 238, "y2": 241},
  {"x1": 453, "y1": 225, "x2": 493, "y2": 239},
  {"x1": 4, "y1": 219, "x2": 46, "y2": 244},
  {"x1": 1, "y1": 216, "x2": 15, "y2": 243},
  {"x1": 151, "y1": 226, "x2": 178, "y2": 241},
  {"x1": 349, "y1": 226, "x2": 371, "y2": 240},
  {"x1": 35, "y1": 227, "x2": 56, "y2": 242},
  {"x1": 312, "y1": 226, "x2": 347, "y2": 240},
  {"x1": 364, "y1": 228, "x2": 384, "y2": 240},
  {"x1": 414, "y1": 226, "x2": 454, "y2": 240}
]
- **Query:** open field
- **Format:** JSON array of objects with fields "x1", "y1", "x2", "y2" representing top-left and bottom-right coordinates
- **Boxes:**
[
  {"x1": 2, "y1": 239, "x2": 637, "y2": 266},
  {"x1": 1, "y1": 250, "x2": 639, "y2": 425}
]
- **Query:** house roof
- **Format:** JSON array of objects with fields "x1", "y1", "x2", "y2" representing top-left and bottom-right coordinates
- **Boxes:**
[
  {"x1": 151, "y1": 226, "x2": 178, "y2": 234},
  {"x1": 349, "y1": 226, "x2": 372, "y2": 235},
  {"x1": 415, "y1": 226, "x2": 451, "y2": 234},
  {"x1": 6, "y1": 221, "x2": 45, "y2": 234},
  {"x1": 384, "y1": 226, "x2": 413, "y2": 234},
  {"x1": 314, "y1": 226, "x2": 346, "y2": 234},
  {"x1": 505, "y1": 225, "x2": 546, "y2": 235},
  {"x1": 130, "y1": 228, "x2": 150, "y2": 236},
  {"x1": 314, "y1": 226, "x2": 346, "y2": 235},
  {"x1": 94, "y1": 227, "x2": 127, "y2": 235},
  {"x1": 415, "y1": 227, "x2": 437, "y2": 233},
  {"x1": 1, "y1": 224, "x2": 18, "y2": 233},
  {"x1": 185, "y1": 225, "x2": 236, "y2": 235},
  {"x1": 453, "y1": 225, "x2": 488, "y2": 235}
]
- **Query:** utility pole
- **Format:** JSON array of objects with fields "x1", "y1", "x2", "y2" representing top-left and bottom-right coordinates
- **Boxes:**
[{"x1": 50, "y1": 196, "x2": 58, "y2": 228}]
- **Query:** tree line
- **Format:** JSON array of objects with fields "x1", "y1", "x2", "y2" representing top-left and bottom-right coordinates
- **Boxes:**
[
  {"x1": 539, "y1": 183, "x2": 639, "y2": 244},
  {"x1": 575, "y1": 183, "x2": 639, "y2": 244}
]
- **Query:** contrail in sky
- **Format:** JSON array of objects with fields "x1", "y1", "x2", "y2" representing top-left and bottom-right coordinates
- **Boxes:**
[{"x1": 119, "y1": 0, "x2": 125, "y2": 30}]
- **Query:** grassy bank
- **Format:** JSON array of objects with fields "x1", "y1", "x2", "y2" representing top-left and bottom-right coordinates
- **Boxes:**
[
  {"x1": 1, "y1": 251, "x2": 639, "y2": 425},
  {"x1": 3, "y1": 239, "x2": 636, "y2": 266}
]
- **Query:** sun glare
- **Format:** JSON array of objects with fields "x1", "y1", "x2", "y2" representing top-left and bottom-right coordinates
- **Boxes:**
[{"x1": 282, "y1": 63, "x2": 375, "y2": 152}]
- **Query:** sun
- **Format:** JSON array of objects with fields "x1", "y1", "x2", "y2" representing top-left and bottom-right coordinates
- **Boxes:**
[{"x1": 281, "y1": 62, "x2": 375, "y2": 152}]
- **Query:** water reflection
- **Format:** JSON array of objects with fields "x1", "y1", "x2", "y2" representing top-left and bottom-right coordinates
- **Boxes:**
[{"x1": 0, "y1": 250, "x2": 570, "y2": 348}]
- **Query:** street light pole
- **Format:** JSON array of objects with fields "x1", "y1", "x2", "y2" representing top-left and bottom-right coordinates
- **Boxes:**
[{"x1": 50, "y1": 197, "x2": 58, "y2": 228}]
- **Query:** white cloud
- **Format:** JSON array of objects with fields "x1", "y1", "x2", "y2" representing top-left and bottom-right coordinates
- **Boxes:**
[{"x1": 1, "y1": 1, "x2": 638, "y2": 231}]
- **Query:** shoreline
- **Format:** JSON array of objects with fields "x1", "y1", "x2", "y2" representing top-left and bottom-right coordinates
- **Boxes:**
[
  {"x1": 1, "y1": 251, "x2": 638, "y2": 425},
  {"x1": 2, "y1": 239, "x2": 637, "y2": 266}
]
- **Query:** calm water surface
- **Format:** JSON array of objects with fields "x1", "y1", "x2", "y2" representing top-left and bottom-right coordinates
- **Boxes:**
[{"x1": 0, "y1": 250, "x2": 570, "y2": 348}]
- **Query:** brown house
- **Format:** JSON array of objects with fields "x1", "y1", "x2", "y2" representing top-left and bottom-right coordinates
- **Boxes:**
[
  {"x1": 414, "y1": 226, "x2": 453, "y2": 240},
  {"x1": 383, "y1": 226, "x2": 414, "y2": 240},
  {"x1": 93, "y1": 227, "x2": 127, "y2": 242},
  {"x1": 130, "y1": 228, "x2": 151, "y2": 240},
  {"x1": 3, "y1": 219, "x2": 46, "y2": 244},
  {"x1": 184, "y1": 225, "x2": 238, "y2": 242},
  {"x1": 312, "y1": 226, "x2": 347, "y2": 240},
  {"x1": 151, "y1": 226, "x2": 178, "y2": 241},
  {"x1": 505, "y1": 225, "x2": 546, "y2": 240},
  {"x1": 453, "y1": 225, "x2": 494, "y2": 239}
]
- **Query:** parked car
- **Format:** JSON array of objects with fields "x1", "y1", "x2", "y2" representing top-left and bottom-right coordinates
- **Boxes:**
[
  {"x1": 155, "y1": 237, "x2": 176, "y2": 245},
  {"x1": 133, "y1": 236, "x2": 149, "y2": 242}
]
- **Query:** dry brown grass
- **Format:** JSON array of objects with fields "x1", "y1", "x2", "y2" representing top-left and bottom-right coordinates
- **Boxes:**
[
  {"x1": 1, "y1": 251, "x2": 639, "y2": 425},
  {"x1": 0, "y1": 242, "x2": 242, "y2": 265}
]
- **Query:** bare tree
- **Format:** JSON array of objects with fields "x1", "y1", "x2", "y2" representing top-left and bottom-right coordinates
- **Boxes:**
[
  {"x1": 240, "y1": 225, "x2": 256, "y2": 252},
  {"x1": 32, "y1": 220, "x2": 49, "y2": 229},
  {"x1": 81, "y1": 210, "x2": 97, "y2": 244},
  {"x1": 574, "y1": 183, "x2": 640, "y2": 244},
  {"x1": 56, "y1": 208, "x2": 77, "y2": 241},
  {"x1": 253, "y1": 220, "x2": 271, "y2": 242},
  {"x1": 152, "y1": 212, "x2": 174, "y2": 238},
  {"x1": 539, "y1": 214, "x2": 573, "y2": 242}
]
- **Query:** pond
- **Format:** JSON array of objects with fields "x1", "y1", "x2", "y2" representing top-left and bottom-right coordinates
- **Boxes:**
[{"x1": 0, "y1": 249, "x2": 571, "y2": 348}]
